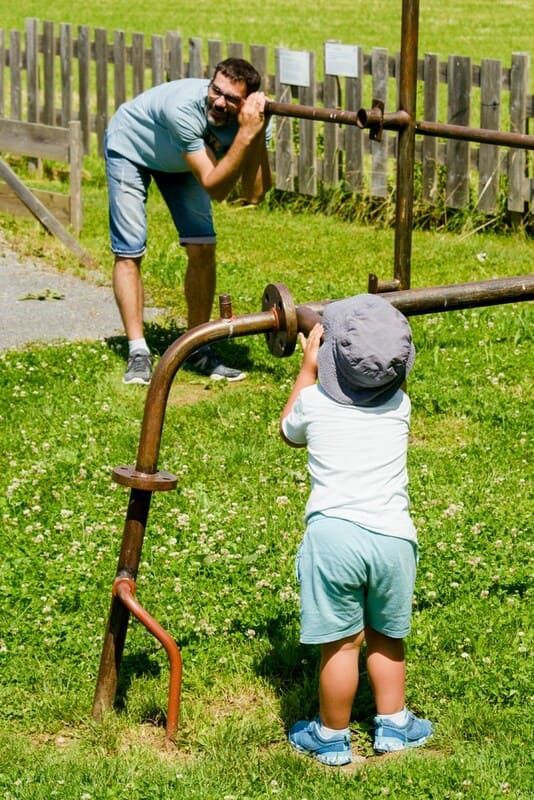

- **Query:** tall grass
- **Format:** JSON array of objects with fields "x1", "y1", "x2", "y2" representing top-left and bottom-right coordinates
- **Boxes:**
[{"x1": 3, "y1": 0, "x2": 533, "y2": 68}]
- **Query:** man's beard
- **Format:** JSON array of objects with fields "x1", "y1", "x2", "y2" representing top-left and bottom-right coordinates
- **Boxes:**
[{"x1": 207, "y1": 102, "x2": 230, "y2": 127}]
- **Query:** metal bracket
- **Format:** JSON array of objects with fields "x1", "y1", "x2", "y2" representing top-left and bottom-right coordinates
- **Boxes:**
[
  {"x1": 369, "y1": 99, "x2": 385, "y2": 141},
  {"x1": 262, "y1": 283, "x2": 298, "y2": 357},
  {"x1": 112, "y1": 466, "x2": 177, "y2": 491},
  {"x1": 368, "y1": 273, "x2": 402, "y2": 293}
]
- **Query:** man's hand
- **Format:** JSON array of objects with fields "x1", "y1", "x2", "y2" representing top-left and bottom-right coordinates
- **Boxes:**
[
  {"x1": 184, "y1": 90, "x2": 269, "y2": 202},
  {"x1": 237, "y1": 91, "x2": 268, "y2": 141}
]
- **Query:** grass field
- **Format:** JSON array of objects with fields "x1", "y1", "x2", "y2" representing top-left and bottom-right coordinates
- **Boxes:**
[
  {"x1": 1, "y1": 197, "x2": 532, "y2": 799},
  {"x1": 3, "y1": 0, "x2": 534, "y2": 68},
  {"x1": 1, "y1": 1, "x2": 533, "y2": 798}
]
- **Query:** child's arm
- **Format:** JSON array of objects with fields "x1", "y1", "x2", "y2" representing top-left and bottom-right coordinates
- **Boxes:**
[{"x1": 279, "y1": 323, "x2": 324, "y2": 446}]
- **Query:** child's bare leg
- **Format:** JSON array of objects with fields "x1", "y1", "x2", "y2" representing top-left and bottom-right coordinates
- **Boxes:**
[
  {"x1": 319, "y1": 631, "x2": 365, "y2": 729},
  {"x1": 365, "y1": 626, "x2": 405, "y2": 714}
]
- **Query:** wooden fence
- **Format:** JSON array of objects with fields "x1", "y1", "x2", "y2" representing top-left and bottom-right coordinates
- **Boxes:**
[
  {"x1": 0, "y1": 18, "x2": 532, "y2": 215},
  {"x1": 0, "y1": 118, "x2": 82, "y2": 232}
]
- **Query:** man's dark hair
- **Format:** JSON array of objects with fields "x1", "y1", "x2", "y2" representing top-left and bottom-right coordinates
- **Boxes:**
[{"x1": 213, "y1": 58, "x2": 261, "y2": 95}]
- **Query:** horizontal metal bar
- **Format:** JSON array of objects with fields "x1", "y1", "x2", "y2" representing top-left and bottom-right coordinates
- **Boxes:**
[
  {"x1": 265, "y1": 100, "x2": 361, "y2": 126},
  {"x1": 299, "y1": 274, "x2": 534, "y2": 328},
  {"x1": 264, "y1": 100, "x2": 534, "y2": 150},
  {"x1": 415, "y1": 120, "x2": 534, "y2": 151}
]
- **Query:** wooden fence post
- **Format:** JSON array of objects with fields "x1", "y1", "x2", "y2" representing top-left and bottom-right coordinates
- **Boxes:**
[
  {"x1": 298, "y1": 51, "x2": 316, "y2": 196},
  {"x1": 345, "y1": 50, "x2": 364, "y2": 193},
  {"x1": 478, "y1": 58, "x2": 501, "y2": 213},
  {"x1": 113, "y1": 30, "x2": 127, "y2": 110},
  {"x1": 78, "y1": 25, "x2": 91, "y2": 153},
  {"x1": 228, "y1": 42, "x2": 244, "y2": 60},
  {"x1": 188, "y1": 38, "x2": 203, "y2": 78},
  {"x1": 508, "y1": 52, "x2": 529, "y2": 220},
  {"x1": 151, "y1": 34, "x2": 165, "y2": 87},
  {"x1": 95, "y1": 28, "x2": 108, "y2": 155},
  {"x1": 10, "y1": 31, "x2": 22, "y2": 120},
  {"x1": 208, "y1": 40, "x2": 223, "y2": 77},
  {"x1": 422, "y1": 53, "x2": 439, "y2": 202},
  {"x1": 132, "y1": 33, "x2": 145, "y2": 97},
  {"x1": 446, "y1": 55, "x2": 471, "y2": 208},
  {"x1": 0, "y1": 30, "x2": 4, "y2": 117},
  {"x1": 274, "y1": 48, "x2": 294, "y2": 192},
  {"x1": 25, "y1": 18, "x2": 39, "y2": 123},
  {"x1": 371, "y1": 47, "x2": 389, "y2": 198},
  {"x1": 60, "y1": 23, "x2": 72, "y2": 127},
  {"x1": 43, "y1": 20, "x2": 55, "y2": 126},
  {"x1": 69, "y1": 120, "x2": 83, "y2": 234},
  {"x1": 250, "y1": 44, "x2": 268, "y2": 92},
  {"x1": 323, "y1": 50, "x2": 341, "y2": 187},
  {"x1": 167, "y1": 32, "x2": 183, "y2": 81}
]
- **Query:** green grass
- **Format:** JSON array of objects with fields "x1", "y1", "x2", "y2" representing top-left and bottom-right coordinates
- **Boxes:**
[
  {"x1": 0, "y1": 2, "x2": 533, "y2": 798},
  {"x1": 4, "y1": 0, "x2": 533, "y2": 67},
  {"x1": 0, "y1": 199, "x2": 533, "y2": 798}
]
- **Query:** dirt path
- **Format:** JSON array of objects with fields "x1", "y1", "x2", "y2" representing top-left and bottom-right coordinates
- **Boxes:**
[{"x1": 0, "y1": 235, "x2": 162, "y2": 351}]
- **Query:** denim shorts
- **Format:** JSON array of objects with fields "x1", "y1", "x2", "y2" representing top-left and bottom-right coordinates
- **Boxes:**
[
  {"x1": 295, "y1": 514, "x2": 417, "y2": 644},
  {"x1": 105, "y1": 146, "x2": 216, "y2": 257}
]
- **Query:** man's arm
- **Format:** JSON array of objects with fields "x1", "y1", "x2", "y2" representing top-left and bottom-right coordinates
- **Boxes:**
[
  {"x1": 239, "y1": 135, "x2": 272, "y2": 204},
  {"x1": 184, "y1": 91, "x2": 267, "y2": 202}
]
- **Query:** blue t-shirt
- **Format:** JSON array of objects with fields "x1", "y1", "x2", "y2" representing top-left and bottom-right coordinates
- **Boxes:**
[{"x1": 105, "y1": 79, "x2": 239, "y2": 172}]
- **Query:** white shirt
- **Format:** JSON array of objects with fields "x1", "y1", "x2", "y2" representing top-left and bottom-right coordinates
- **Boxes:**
[{"x1": 282, "y1": 384, "x2": 416, "y2": 541}]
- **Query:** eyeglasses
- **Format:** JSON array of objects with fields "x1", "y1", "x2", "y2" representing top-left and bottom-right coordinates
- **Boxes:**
[{"x1": 208, "y1": 82, "x2": 244, "y2": 108}]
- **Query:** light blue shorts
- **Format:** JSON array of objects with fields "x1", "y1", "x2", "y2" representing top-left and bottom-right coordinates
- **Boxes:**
[
  {"x1": 295, "y1": 514, "x2": 417, "y2": 644},
  {"x1": 104, "y1": 146, "x2": 216, "y2": 257}
]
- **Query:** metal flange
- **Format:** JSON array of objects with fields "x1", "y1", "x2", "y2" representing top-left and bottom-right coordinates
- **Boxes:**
[
  {"x1": 262, "y1": 283, "x2": 298, "y2": 357},
  {"x1": 112, "y1": 465, "x2": 178, "y2": 492}
]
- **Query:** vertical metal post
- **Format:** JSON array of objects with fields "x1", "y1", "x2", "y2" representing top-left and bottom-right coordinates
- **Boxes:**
[
  {"x1": 394, "y1": 0, "x2": 420, "y2": 288},
  {"x1": 92, "y1": 489, "x2": 153, "y2": 717}
]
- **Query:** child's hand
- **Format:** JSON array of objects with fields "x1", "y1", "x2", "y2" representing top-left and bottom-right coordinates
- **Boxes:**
[{"x1": 299, "y1": 323, "x2": 324, "y2": 374}]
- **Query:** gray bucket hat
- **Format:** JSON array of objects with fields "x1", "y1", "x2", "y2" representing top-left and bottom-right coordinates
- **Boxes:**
[{"x1": 317, "y1": 293, "x2": 415, "y2": 406}]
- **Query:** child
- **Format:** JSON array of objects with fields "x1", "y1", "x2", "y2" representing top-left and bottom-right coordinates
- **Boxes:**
[{"x1": 280, "y1": 293, "x2": 433, "y2": 766}]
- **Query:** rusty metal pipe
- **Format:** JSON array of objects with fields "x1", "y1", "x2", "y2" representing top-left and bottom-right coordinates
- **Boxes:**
[
  {"x1": 415, "y1": 120, "x2": 534, "y2": 150},
  {"x1": 113, "y1": 577, "x2": 182, "y2": 741},
  {"x1": 93, "y1": 306, "x2": 282, "y2": 720},
  {"x1": 298, "y1": 274, "x2": 534, "y2": 333},
  {"x1": 394, "y1": 0, "x2": 420, "y2": 289},
  {"x1": 265, "y1": 99, "x2": 411, "y2": 131},
  {"x1": 94, "y1": 273, "x2": 532, "y2": 725},
  {"x1": 136, "y1": 308, "x2": 280, "y2": 474},
  {"x1": 264, "y1": 101, "x2": 534, "y2": 151},
  {"x1": 265, "y1": 99, "x2": 361, "y2": 127},
  {"x1": 92, "y1": 487, "x2": 154, "y2": 720}
]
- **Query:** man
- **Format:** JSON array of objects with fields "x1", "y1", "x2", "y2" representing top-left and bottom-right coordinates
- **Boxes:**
[{"x1": 104, "y1": 58, "x2": 271, "y2": 384}]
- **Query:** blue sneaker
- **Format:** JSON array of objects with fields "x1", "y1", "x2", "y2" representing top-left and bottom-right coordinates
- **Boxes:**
[
  {"x1": 288, "y1": 717, "x2": 352, "y2": 766},
  {"x1": 373, "y1": 710, "x2": 433, "y2": 753}
]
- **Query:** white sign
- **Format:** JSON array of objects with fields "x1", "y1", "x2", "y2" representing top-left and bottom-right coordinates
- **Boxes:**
[
  {"x1": 278, "y1": 48, "x2": 310, "y2": 87},
  {"x1": 324, "y1": 42, "x2": 360, "y2": 78}
]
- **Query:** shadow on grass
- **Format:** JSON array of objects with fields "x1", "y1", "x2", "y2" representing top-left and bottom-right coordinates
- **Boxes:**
[
  {"x1": 104, "y1": 318, "x2": 259, "y2": 373},
  {"x1": 114, "y1": 651, "x2": 161, "y2": 711},
  {"x1": 255, "y1": 615, "x2": 378, "y2": 731}
]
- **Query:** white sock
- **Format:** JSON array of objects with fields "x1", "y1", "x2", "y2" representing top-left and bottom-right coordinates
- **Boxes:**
[
  {"x1": 317, "y1": 721, "x2": 350, "y2": 740},
  {"x1": 128, "y1": 338, "x2": 149, "y2": 355},
  {"x1": 377, "y1": 707, "x2": 409, "y2": 726}
]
